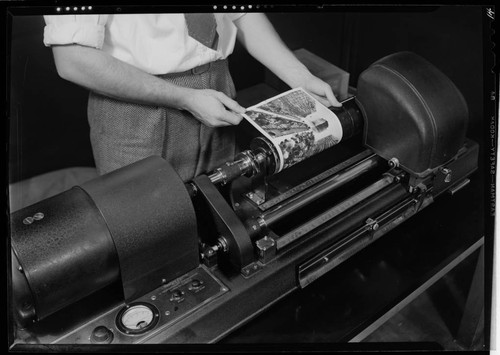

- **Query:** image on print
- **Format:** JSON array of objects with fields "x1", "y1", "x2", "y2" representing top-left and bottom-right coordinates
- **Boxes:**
[
  {"x1": 245, "y1": 110, "x2": 310, "y2": 138},
  {"x1": 279, "y1": 131, "x2": 339, "y2": 170},
  {"x1": 255, "y1": 89, "x2": 317, "y2": 120}
]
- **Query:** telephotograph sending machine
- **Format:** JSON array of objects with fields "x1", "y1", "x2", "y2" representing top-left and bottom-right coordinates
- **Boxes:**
[{"x1": 9, "y1": 51, "x2": 478, "y2": 345}]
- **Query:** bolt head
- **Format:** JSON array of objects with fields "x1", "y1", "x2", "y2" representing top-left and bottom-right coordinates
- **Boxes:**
[{"x1": 23, "y1": 217, "x2": 34, "y2": 225}]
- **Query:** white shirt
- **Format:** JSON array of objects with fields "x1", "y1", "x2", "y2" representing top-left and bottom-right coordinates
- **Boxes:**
[{"x1": 43, "y1": 13, "x2": 246, "y2": 75}]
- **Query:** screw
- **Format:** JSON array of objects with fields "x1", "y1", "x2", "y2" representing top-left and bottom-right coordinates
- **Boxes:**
[
  {"x1": 388, "y1": 158, "x2": 399, "y2": 168},
  {"x1": 23, "y1": 217, "x2": 34, "y2": 225},
  {"x1": 151, "y1": 295, "x2": 156, "y2": 301},
  {"x1": 33, "y1": 212, "x2": 44, "y2": 220},
  {"x1": 165, "y1": 311, "x2": 170, "y2": 316}
]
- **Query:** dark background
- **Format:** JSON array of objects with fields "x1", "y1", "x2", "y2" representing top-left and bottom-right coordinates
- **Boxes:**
[{"x1": 8, "y1": 6, "x2": 486, "y2": 183}]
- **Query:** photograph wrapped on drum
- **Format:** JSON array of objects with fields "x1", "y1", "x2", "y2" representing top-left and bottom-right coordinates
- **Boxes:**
[{"x1": 243, "y1": 88, "x2": 343, "y2": 171}]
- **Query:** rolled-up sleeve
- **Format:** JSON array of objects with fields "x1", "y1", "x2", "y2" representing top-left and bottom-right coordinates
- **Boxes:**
[
  {"x1": 226, "y1": 13, "x2": 246, "y2": 22},
  {"x1": 43, "y1": 15, "x2": 108, "y2": 49}
]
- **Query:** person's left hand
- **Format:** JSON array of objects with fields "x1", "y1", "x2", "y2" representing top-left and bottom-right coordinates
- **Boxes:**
[{"x1": 300, "y1": 74, "x2": 342, "y2": 108}]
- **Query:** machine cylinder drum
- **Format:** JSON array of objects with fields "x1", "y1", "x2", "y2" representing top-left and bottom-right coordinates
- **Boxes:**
[
  {"x1": 333, "y1": 97, "x2": 364, "y2": 141},
  {"x1": 252, "y1": 98, "x2": 364, "y2": 176},
  {"x1": 10, "y1": 187, "x2": 120, "y2": 324},
  {"x1": 10, "y1": 156, "x2": 199, "y2": 325}
]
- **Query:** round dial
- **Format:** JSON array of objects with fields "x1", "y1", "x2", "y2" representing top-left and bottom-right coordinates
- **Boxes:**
[{"x1": 116, "y1": 303, "x2": 159, "y2": 335}]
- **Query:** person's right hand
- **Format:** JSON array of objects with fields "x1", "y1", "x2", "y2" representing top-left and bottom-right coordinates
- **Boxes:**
[{"x1": 183, "y1": 89, "x2": 246, "y2": 127}]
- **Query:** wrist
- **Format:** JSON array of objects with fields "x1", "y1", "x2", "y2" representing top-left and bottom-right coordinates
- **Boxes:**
[
  {"x1": 282, "y1": 66, "x2": 313, "y2": 89},
  {"x1": 171, "y1": 86, "x2": 195, "y2": 111}
]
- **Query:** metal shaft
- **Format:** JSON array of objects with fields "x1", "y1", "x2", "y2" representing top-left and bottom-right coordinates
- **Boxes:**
[
  {"x1": 276, "y1": 175, "x2": 394, "y2": 250},
  {"x1": 262, "y1": 154, "x2": 381, "y2": 227}
]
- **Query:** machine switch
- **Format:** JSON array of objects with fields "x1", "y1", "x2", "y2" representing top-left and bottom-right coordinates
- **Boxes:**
[
  {"x1": 170, "y1": 289, "x2": 185, "y2": 303},
  {"x1": 90, "y1": 326, "x2": 113, "y2": 344}
]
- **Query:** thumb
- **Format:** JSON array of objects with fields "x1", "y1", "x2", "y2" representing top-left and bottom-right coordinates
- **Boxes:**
[
  {"x1": 216, "y1": 92, "x2": 246, "y2": 114},
  {"x1": 323, "y1": 86, "x2": 341, "y2": 107}
]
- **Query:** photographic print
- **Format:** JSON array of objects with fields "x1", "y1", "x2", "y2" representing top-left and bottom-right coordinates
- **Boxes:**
[
  {"x1": 243, "y1": 88, "x2": 343, "y2": 172},
  {"x1": 254, "y1": 87, "x2": 318, "y2": 119}
]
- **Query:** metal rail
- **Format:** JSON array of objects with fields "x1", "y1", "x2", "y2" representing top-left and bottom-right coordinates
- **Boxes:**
[{"x1": 276, "y1": 175, "x2": 395, "y2": 250}]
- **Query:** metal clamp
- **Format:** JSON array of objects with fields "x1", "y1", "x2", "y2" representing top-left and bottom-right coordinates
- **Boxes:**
[
  {"x1": 365, "y1": 218, "x2": 379, "y2": 231},
  {"x1": 440, "y1": 167, "x2": 452, "y2": 183}
]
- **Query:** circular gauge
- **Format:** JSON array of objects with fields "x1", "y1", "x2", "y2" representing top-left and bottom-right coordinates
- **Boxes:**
[{"x1": 116, "y1": 302, "x2": 159, "y2": 335}]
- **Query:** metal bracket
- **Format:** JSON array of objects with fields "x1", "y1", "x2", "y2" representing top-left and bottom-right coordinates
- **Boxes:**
[
  {"x1": 440, "y1": 167, "x2": 453, "y2": 183},
  {"x1": 244, "y1": 190, "x2": 266, "y2": 206},
  {"x1": 241, "y1": 262, "x2": 262, "y2": 278},
  {"x1": 256, "y1": 236, "x2": 276, "y2": 264},
  {"x1": 193, "y1": 175, "x2": 254, "y2": 272}
]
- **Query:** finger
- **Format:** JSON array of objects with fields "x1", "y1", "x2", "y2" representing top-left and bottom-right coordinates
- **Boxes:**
[
  {"x1": 220, "y1": 110, "x2": 243, "y2": 125},
  {"x1": 309, "y1": 93, "x2": 333, "y2": 108},
  {"x1": 216, "y1": 92, "x2": 246, "y2": 113},
  {"x1": 205, "y1": 116, "x2": 232, "y2": 127},
  {"x1": 323, "y1": 85, "x2": 342, "y2": 107}
]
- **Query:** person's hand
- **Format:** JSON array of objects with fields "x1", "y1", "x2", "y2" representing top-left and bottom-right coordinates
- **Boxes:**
[
  {"x1": 183, "y1": 89, "x2": 246, "y2": 127},
  {"x1": 299, "y1": 74, "x2": 342, "y2": 108}
]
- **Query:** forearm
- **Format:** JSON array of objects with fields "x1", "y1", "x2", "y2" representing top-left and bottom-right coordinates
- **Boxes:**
[
  {"x1": 235, "y1": 13, "x2": 340, "y2": 107},
  {"x1": 52, "y1": 44, "x2": 191, "y2": 110},
  {"x1": 234, "y1": 13, "x2": 312, "y2": 88},
  {"x1": 51, "y1": 44, "x2": 244, "y2": 126}
]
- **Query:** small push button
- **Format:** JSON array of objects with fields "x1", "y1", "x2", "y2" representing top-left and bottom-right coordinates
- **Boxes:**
[
  {"x1": 90, "y1": 326, "x2": 114, "y2": 344},
  {"x1": 188, "y1": 279, "x2": 205, "y2": 292}
]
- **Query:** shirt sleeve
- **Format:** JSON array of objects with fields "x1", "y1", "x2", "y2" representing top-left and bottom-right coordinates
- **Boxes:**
[
  {"x1": 43, "y1": 15, "x2": 109, "y2": 49},
  {"x1": 226, "y1": 13, "x2": 247, "y2": 22}
]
